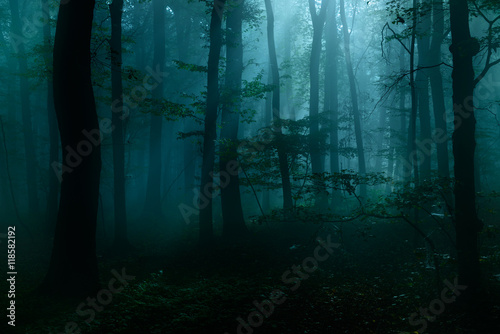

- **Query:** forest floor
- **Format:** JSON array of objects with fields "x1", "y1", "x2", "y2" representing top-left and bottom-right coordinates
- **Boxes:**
[{"x1": 4, "y1": 220, "x2": 500, "y2": 334}]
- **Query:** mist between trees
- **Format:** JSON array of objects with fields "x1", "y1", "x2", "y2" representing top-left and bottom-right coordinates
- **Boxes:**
[{"x1": 1, "y1": 0, "x2": 500, "y2": 333}]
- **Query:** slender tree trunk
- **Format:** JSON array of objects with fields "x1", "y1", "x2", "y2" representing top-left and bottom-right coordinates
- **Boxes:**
[
  {"x1": 199, "y1": 0, "x2": 225, "y2": 244},
  {"x1": 416, "y1": 0, "x2": 431, "y2": 180},
  {"x1": 406, "y1": 0, "x2": 419, "y2": 183},
  {"x1": 143, "y1": 0, "x2": 165, "y2": 220},
  {"x1": 396, "y1": 43, "x2": 407, "y2": 181},
  {"x1": 41, "y1": 0, "x2": 59, "y2": 231},
  {"x1": 308, "y1": 0, "x2": 329, "y2": 207},
  {"x1": 220, "y1": 0, "x2": 248, "y2": 238},
  {"x1": 265, "y1": 0, "x2": 294, "y2": 211},
  {"x1": 41, "y1": 0, "x2": 101, "y2": 296},
  {"x1": 375, "y1": 107, "x2": 386, "y2": 172},
  {"x1": 325, "y1": 0, "x2": 339, "y2": 175},
  {"x1": 110, "y1": 0, "x2": 130, "y2": 250},
  {"x1": 340, "y1": 0, "x2": 366, "y2": 198},
  {"x1": 449, "y1": 0, "x2": 481, "y2": 297},
  {"x1": 429, "y1": 0, "x2": 450, "y2": 178},
  {"x1": 8, "y1": 0, "x2": 40, "y2": 217}
]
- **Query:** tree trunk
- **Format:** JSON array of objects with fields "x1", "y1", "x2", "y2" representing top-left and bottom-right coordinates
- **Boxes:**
[
  {"x1": 41, "y1": 0, "x2": 59, "y2": 231},
  {"x1": 340, "y1": 0, "x2": 366, "y2": 198},
  {"x1": 41, "y1": 0, "x2": 101, "y2": 297},
  {"x1": 416, "y1": 0, "x2": 431, "y2": 180},
  {"x1": 8, "y1": 0, "x2": 40, "y2": 217},
  {"x1": 449, "y1": 0, "x2": 481, "y2": 298},
  {"x1": 220, "y1": 0, "x2": 248, "y2": 238},
  {"x1": 143, "y1": 0, "x2": 165, "y2": 220},
  {"x1": 110, "y1": 0, "x2": 130, "y2": 250},
  {"x1": 429, "y1": 0, "x2": 450, "y2": 178},
  {"x1": 265, "y1": 0, "x2": 294, "y2": 211},
  {"x1": 406, "y1": 0, "x2": 419, "y2": 183},
  {"x1": 308, "y1": 0, "x2": 329, "y2": 207},
  {"x1": 199, "y1": 0, "x2": 225, "y2": 244},
  {"x1": 325, "y1": 0, "x2": 339, "y2": 175}
]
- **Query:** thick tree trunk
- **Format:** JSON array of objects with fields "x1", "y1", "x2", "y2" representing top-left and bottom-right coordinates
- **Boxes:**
[
  {"x1": 449, "y1": 0, "x2": 481, "y2": 297},
  {"x1": 110, "y1": 0, "x2": 130, "y2": 250},
  {"x1": 143, "y1": 0, "x2": 165, "y2": 220},
  {"x1": 340, "y1": 0, "x2": 366, "y2": 198},
  {"x1": 220, "y1": 0, "x2": 248, "y2": 238},
  {"x1": 265, "y1": 0, "x2": 294, "y2": 211},
  {"x1": 199, "y1": 0, "x2": 225, "y2": 244},
  {"x1": 9, "y1": 0, "x2": 40, "y2": 217},
  {"x1": 41, "y1": 0, "x2": 101, "y2": 296}
]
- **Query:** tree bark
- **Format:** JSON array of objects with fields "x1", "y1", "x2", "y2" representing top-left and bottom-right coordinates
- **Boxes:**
[
  {"x1": 41, "y1": 0, "x2": 101, "y2": 296},
  {"x1": 449, "y1": 0, "x2": 481, "y2": 297}
]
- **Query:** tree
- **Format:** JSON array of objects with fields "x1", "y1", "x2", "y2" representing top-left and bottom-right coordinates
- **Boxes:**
[
  {"x1": 308, "y1": 0, "x2": 328, "y2": 207},
  {"x1": 143, "y1": 0, "x2": 166, "y2": 220},
  {"x1": 41, "y1": 0, "x2": 101, "y2": 296},
  {"x1": 415, "y1": 0, "x2": 431, "y2": 180},
  {"x1": 199, "y1": 0, "x2": 225, "y2": 244},
  {"x1": 324, "y1": 0, "x2": 339, "y2": 203},
  {"x1": 110, "y1": 0, "x2": 131, "y2": 250},
  {"x1": 449, "y1": 0, "x2": 482, "y2": 298},
  {"x1": 428, "y1": 0, "x2": 450, "y2": 178},
  {"x1": 42, "y1": 0, "x2": 59, "y2": 230},
  {"x1": 264, "y1": 0, "x2": 294, "y2": 211},
  {"x1": 220, "y1": 0, "x2": 248, "y2": 238},
  {"x1": 339, "y1": 0, "x2": 366, "y2": 199}
]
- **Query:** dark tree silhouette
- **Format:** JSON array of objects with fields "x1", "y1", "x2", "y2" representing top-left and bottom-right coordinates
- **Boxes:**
[
  {"x1": 449, "y1": 0, "x2": 481, "y2": 298},
  {"x1": 41, "y1": 0, "x2": 101, "y2": 296},
  {"x1": 220, "y1": 0, "x2": 248, "y2": 238},
  {"x1": 42, "y1": 0, "x2": 59, "y2": 230},
  {"x1": 199, "y1": 0, "x2": 225, "y2": 244}
]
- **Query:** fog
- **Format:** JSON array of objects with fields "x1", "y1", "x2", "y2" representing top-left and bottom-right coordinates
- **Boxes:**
[{"x1": 1, "y1": 0, "x2": 500, "y2": 333}]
